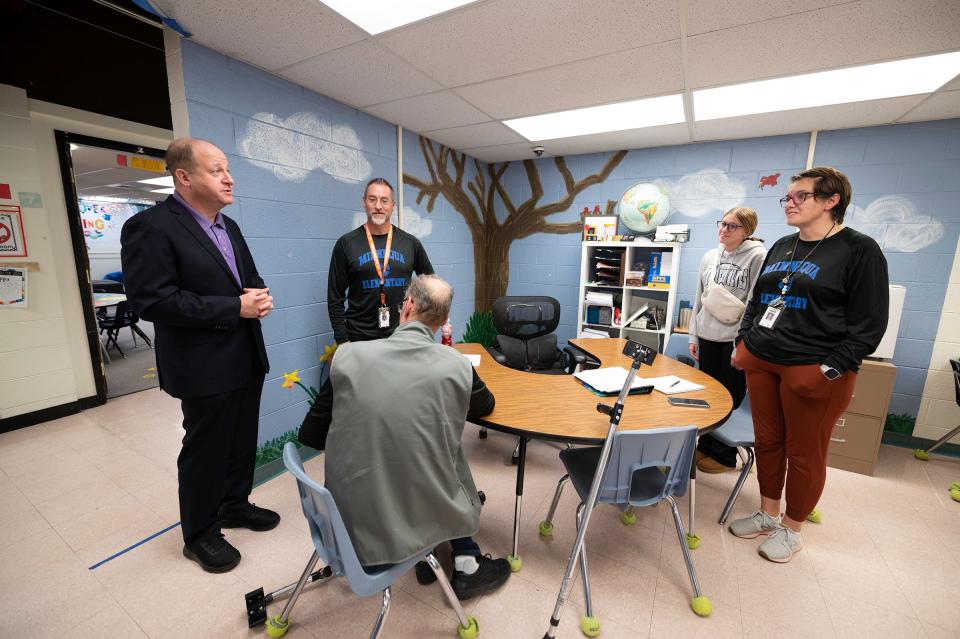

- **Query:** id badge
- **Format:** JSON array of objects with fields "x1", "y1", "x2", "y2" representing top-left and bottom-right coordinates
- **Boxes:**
[
  {"x1": 759, "y1": 305, "x2": 782, "y2": 329},
  {"x1": 378, "y1": 305, "x2": 390, "y2": 328}
]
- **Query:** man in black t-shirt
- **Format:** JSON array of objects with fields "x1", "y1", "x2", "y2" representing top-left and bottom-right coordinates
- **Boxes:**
[{"x1": 327, "y1": 178, "x2": 434, "y2": 343}]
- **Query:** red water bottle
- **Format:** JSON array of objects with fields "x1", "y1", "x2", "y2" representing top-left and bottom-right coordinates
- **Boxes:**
[{"x1": 441, "y1": 318, "x2": 453, "y2": 346}]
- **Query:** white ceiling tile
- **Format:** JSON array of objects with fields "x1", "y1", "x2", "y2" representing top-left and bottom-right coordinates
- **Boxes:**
[
  {"x1": 453, "y1": 41, "x2": 683, "y2": 120},
  {"x1": 379, "y1": 0, "x2": 680, "y2": 87},
  {"x1": 686, "y1": 0, "x2": 960, "y2": 88},
  {"x1": 692, "y1": 96, "x2": 927, "y2": 141},
  {"x1": 898, "y1": 90, "x2": 960, "y2": 122},
  {"x1": 422, "y1": 122, "x2": 525, "y2": 149},
  {"x1": 279, "y1": 41, "x2": 442, "y2": 108},
  {"x1": 684, "y1": 0, "x2": 850, "y2": 36},
  {"x1": 365, "y1": 92, "x2": 490, "y2": 132},
  {"x1": 157, "y1": 0, "x2": 367, "y2": 71}
]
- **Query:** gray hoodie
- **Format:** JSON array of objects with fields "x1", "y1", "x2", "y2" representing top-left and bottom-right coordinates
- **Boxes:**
[{"x1": 689, "y1": 239, "x2": 767, "y2": 344}]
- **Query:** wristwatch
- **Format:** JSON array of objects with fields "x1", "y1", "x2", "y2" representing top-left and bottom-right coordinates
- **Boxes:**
[{"x1": 820, "y1": 364, "x2": 841, "y2": 380}]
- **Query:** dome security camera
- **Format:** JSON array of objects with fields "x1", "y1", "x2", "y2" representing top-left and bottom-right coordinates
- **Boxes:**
[{"x1": 532, "y1": 146, "x2": 545, "y2": 157}]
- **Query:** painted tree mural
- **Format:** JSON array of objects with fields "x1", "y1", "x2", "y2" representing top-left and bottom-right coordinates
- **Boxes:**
[{"x1": 404, "y1": 135, "x2": 627, "y2": 310}]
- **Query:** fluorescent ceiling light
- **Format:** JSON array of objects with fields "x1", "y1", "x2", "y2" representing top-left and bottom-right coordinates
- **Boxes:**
[
  {"x1": 694, "y1": 51, "x2": 960, "y2": 121},
  {"x1": 503, "y1": 95, "x2": 686, "y2": 142},
  {"x1": 151, "y1": 187, "x2": 176, "y2": 194},
  {"x1": 321, "y1": 0, "x2": 479, "y2": 34},
  {"x1": 139, "y1": 175, "x2": 174, "y2": 187},
  {"x1": 84, "y1": 196, "x2": 131, "y2": 203}
]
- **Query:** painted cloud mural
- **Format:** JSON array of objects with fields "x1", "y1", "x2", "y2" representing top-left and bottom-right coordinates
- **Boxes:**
[{"x1": 237, "y1": 112, "x2": 372, "y2": 183}]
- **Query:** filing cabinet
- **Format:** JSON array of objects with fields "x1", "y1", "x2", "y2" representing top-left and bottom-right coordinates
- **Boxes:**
[{"x1": 826, "y1": 359, "x2": 897, "y2": 476}]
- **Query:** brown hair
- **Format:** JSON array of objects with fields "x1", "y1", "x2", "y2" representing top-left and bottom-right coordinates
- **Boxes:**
[
  {"x1": 165, "y1": 138, "x2": 196, "y2": 178},
  {"x1": 791, "y1": 166, "x2": 851, "y2": 224},
  {"x1": 724, "y1": 206, "x2": 763, "y2": 243}
]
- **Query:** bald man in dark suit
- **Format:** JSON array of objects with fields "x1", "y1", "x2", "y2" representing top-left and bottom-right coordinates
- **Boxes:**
[{"x1": 121, "y1": 138, "x2": 278, "y2": 572}]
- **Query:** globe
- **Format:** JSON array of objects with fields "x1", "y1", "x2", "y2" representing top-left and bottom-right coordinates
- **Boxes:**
[{"x1": 616, "y1": 182, "x2": 671, "y2": 234}]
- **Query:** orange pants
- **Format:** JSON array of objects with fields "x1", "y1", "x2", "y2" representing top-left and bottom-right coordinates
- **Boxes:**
[{"x1": 737, "y1": 342, "x2": 856, "y2": 522}]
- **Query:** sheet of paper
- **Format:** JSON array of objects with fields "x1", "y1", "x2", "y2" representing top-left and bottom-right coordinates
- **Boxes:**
[
  {"x1": 462, "y1": 353, "x2": 481, "y2": 367},
  {"x1": 634, "y1": 375, "x2": 705, "y2": 395},
  {"x1": 574, "y1": 366, "x2": 650, "y2": 393}
]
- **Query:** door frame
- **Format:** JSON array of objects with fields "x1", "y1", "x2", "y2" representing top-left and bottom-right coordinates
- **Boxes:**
[{"x1": 53, "y1": 131, "x2": 165, "y2": 405}]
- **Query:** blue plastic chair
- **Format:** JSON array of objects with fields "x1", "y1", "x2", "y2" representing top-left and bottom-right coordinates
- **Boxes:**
[
  {"x1": 664, "y1": 332, "x2": 695, "y2": 367},
  {"x1": 269, "y1": 443, "x2": 480, "y2": 639},
  {"x1": 708, "y1": 393, "x2": 755, "y2": 524},
  {"x1": 539, "y1": 426, "x2": 712, "y2": 635}
]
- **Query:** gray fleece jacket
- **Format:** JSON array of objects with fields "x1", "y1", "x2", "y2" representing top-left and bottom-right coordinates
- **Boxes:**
[{"x1": 689, "y1": 239, "x2": 767, "y2": 345}]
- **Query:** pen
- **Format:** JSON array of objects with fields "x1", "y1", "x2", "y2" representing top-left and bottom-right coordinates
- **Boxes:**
[{"x1": 669, "y1": 379, "x2": 680, "y2": 388}]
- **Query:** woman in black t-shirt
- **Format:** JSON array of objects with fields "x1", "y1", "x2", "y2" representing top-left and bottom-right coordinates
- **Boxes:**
[{"x1": 728, "y1": 167, "x2": 888, "y2": 564}]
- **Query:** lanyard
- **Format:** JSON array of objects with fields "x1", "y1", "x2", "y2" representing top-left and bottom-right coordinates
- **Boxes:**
[
  {"x1": 364, "y1": 223, "x2": 393, "y2": 306},
  {"x1": 776, "y1": 223, "x2": 835, "y2": 297}
]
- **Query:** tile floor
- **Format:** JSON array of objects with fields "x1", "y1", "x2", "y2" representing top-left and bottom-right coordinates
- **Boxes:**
[{"x1": 1, "y1": 388, "x2": 958, "y2": 638}]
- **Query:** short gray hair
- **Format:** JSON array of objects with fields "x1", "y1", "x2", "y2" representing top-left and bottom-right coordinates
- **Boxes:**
[{"x1": 405, "y1": 274, "x2": 453, "y2": 329}]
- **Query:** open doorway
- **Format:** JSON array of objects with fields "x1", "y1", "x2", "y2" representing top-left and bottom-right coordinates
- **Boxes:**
[{"x1": 55, "y1": 131, "x2": 167, "y2": 401}]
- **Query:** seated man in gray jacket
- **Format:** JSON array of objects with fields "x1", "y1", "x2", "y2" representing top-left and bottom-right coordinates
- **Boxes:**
[{"x1": 322, "y1": 274, "x2": 510, "y2": 600}]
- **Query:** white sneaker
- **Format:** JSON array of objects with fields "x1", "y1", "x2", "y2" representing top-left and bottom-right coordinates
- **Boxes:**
[
  {"x1": 758, "y1": 525, "x2": 803, "y2": 563},
  {"x1": 728, "y1": 510, "x2": 781, "y2": 539}
]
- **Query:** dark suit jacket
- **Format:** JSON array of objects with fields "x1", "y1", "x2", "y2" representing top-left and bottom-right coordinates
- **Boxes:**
[{"x1": 120, "y1": 196, "x2": 269, "y2": 399}]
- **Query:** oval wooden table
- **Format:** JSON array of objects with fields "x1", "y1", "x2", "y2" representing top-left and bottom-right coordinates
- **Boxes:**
[{"x1": 455, "y1": 338, "x2": 733, "y2": 569}]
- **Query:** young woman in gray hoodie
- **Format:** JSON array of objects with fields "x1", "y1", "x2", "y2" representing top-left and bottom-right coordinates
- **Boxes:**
[{"x1": 688, "y1": 207, "x2": 766, "y2": 472}]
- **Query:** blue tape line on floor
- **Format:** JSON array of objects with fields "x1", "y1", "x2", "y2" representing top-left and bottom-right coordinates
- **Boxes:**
[{"x1": 88, "y1": 521, "x2": 181, "y2": 571}]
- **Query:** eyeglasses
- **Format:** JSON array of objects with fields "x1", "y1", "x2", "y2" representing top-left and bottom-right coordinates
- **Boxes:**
[
  {"x1": 716, "y1": 221, "x2": 743, "y2": 231},
  {"x1": 779, "y1": 191, "x2": 821, "y2": 207}
]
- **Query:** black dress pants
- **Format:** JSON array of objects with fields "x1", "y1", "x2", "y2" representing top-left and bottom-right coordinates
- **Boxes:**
[
  {"x1": 178, "y1": 360, "x2": 265, "y2": 543},
  {"x1": 695, "y1": 338, "x2": 745, "y2": 468}
]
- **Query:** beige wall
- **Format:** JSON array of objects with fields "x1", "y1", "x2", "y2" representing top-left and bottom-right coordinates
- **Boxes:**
[
  {"x1": 0, "y1": 84, "x2": 171, "y2": 420},
  {"x1": 914, "y1": 234, "x2": 960, "y2": 444}
]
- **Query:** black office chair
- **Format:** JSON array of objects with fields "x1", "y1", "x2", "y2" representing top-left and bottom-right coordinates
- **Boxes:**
[
  {"x1": 484, "y1": 296, "x2": 592, "y2": 462},
  {"x1": 97, "y1": 301, "x2": 152, "y2": 358},
  {"x1": 915, "y1": 358, "x2": 960, "y2": 462},
  {"x1": 487, "y1": 296, "x2": 583, "y2": 374}
]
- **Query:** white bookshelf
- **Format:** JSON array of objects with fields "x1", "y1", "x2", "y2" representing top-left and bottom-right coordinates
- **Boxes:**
[{"x1": 576, "y1": 239, "x2": 681, "y2": 353}]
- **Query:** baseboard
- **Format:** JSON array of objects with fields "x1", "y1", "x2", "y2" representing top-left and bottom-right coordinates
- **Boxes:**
[
  {"x1": 252, "y1": 444, "x2": 320, "y2": 487},
  {"x1": 79, "y1": 395, "x2": 104, "y2": 410},
  {"x1": 881, "y1": 430, "x2": 960, "y2": 459},
  {"x1": 0, "y1": 401, "x2": 83, "y2": 434}
]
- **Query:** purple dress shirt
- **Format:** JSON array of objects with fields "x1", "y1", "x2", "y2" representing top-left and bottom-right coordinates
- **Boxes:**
[{"x1": 173, "y1": 192, "x2": 242, "y2": 287}]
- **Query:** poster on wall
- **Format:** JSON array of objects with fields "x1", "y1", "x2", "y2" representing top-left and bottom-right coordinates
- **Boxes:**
[
  {"x1": 0, "y1": 267, "x2": 27, "y2": 307},
  {"x1": 0, "y1": 205, "x2": 27, "y2": 257},
  {"x1": 79, "y1": 199, "x2": 150, "y2": 254}
]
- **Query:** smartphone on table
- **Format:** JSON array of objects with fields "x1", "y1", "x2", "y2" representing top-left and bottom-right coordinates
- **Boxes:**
[{"x1": 667, "y1": 397, "x2": 710, "y2": 409}]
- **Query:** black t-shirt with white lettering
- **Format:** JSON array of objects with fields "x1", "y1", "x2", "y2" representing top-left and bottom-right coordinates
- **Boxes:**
[
  {"x1": 737, "y1": 227, "x2": 888, "y2": 373},
  {"x1": 327, "y1": 225, "x2": 433, "y2": 343}
]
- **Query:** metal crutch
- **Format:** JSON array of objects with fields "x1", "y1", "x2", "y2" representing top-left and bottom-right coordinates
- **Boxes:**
[{"x1": 543, "y1": 340, "x2": 654, "y2": 638}]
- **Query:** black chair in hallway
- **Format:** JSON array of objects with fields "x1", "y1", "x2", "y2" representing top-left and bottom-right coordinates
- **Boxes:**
[{"x1": 97, "y1": 301, "x2": 152, "y2": 358}]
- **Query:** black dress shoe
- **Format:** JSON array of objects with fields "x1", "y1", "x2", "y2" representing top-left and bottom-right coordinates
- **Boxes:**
[
  {"x1": 183, "y1": 531, "x2": 241, "y2": 573},
  {"x1": 221, "y1": 503, "x2": 280, "y2": 531},
  {"x1": 450, "y1": 555, "x2": 510, "y2": 600}
]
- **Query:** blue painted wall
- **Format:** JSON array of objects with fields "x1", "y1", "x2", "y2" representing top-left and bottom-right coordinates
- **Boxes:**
[
  {"x1": 401, "y1": 129, "x2": 478, "y2": 338},
  {"x1": 505, "y1": 136, "x2": 810, "y2": 344},
  {"x1": 505, "y1": 122, "x2": 960, "y2": 427},
  {"x1": 180, "y1": 41, "x2": 401, "y2": 446}
]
